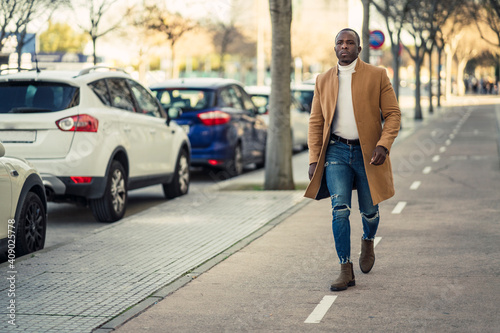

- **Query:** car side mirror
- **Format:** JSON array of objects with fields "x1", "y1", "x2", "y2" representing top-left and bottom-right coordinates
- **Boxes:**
[
  {"x1": 168, "y1": 107, "x2": 182, "y2": 119},
  {"x1": 0, "y1": 142, "x2": 5, "y2": 157}
]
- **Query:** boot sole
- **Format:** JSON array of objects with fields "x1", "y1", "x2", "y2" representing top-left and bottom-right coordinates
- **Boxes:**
[{"x1": 330, "y1": 280, "x2": 355, "y2": 291}]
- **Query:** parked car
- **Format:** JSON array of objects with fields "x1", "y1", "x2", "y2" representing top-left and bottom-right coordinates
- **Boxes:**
[
  {"x1": 0, "y1": 142, "x2": 47, "y2": 257},
  {"x1": 0, "y1": 67, "x2": 191, "y2": 222},
  {"x1": 291, "y1": 84, "x2": 315, "y2": 112},
  {"x1": 244, "y1": 85, "x2": 309, "y2": 151},
  {"x1": 150, "y1": 78, "x2": 267, "y2": 176}
]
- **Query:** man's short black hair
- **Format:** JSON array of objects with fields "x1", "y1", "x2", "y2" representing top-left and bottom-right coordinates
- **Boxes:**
[{"x1": 335, "y1": 28, "x2": 361, "y2": 46}]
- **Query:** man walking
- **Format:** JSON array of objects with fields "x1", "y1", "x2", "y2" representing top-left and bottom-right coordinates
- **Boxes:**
[{"x1": 304, "y1": 28, "x2": 401, "y2": 291}]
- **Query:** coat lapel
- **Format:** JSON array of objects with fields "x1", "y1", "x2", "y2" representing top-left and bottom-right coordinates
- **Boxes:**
[{"x1": 324, "y1": 66, "x2": 339, "y2": 126}]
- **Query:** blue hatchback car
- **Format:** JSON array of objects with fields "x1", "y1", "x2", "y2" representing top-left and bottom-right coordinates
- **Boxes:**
[{"x1": 150, "y1": 78, "x2": 267, "y2": 176}]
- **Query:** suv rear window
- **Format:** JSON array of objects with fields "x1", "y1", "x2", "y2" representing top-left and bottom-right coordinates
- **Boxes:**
[
  {"x1": 0, "y1": 82, "x2": 79, "y2": 114},
  {"x1": 151, "y1": 89, "x2": 214, "y2": 112}
]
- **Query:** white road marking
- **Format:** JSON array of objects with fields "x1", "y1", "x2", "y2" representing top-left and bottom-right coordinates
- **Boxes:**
[
  {"x1": 422, "y1": 166, "x2": 432, "y2": 174},
  {"x1": 432, "y1": 155, "x2": 440, "y2": 162},
  {"x1": 410, "y1": 181, "x2": 421, "y2": 190},
  {"x1": 392, "y1": 201, "x2": 407, "y2": 214},
  {"x1": 304, "y1": 295, "x2": 337, "y2": 324},
  {"x1": 439, "y1": 146, "x2": 446, "y2": 153},
  {"x1": 445, "y1": 139, "x2": 451, "y2": 146},
  {"x1": 449, "y1": 133, "x2": 455, "y2": 139}
]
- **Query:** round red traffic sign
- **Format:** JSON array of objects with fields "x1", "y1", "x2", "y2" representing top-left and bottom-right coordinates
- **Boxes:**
[{"x1": 369, "y1": 30, "x2": 385, "y2": 49}]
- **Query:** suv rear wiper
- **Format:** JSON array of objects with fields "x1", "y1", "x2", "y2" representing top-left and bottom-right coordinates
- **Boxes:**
[{"x1": 8, "y1": 107, "x2": 52, "y2": 113}]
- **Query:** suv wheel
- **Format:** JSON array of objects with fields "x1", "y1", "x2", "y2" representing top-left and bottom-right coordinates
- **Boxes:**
[
  {"x1": 15, "y1": 192, "x2": 46, "y2": 256},
  {"x1": 90, "y1": 161, "x2": 127, "y2": 222},
  {"x1": 226, "y1": 144, "x2": 243, "y2": 177},
  {"x1": 163, "y1": 149, "x2": 190, "y2": 199}
]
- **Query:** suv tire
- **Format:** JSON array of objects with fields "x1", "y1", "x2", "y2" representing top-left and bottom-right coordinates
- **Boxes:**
[
  {"x1": 90, "y1": 161, "x2": 127, "y2": 222},
  {"x1": 15, "y1": 192, "x2": 46, "y2": 256},
  {"x1": 163, "y1": 149, "x2": 190, "y2": 199}
]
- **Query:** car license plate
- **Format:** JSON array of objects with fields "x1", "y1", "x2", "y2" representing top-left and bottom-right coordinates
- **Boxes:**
[
  {"x1": 0, "y1": 130, "x2": 37, "y2": 143},
  {"x1": 181, "y1": 125, "x2": 190, "y2": 133}
]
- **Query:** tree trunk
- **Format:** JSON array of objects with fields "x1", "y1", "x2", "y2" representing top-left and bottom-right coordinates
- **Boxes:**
[
  {"x1": 457, "y1": 59, "x2": 467, "y2": 96},
  {"x1": 414, "y1": 53, "x2": 423, "y2": 120},
  {"x1": 445, "y1": 45, "x2": 453, "y2": 99},
  {"x1": 437, "y1": 47, "x2": 442, "y2": 107},
  {"x1": 264, "y1": 0, "x2": 294, "y2": 190},
  {"x1": 427, "y1": 46, "x2": 433, "y2": 114},
  {"x1": 360, "y1": 0, "x2": 370, "y2": 63},
  {"x1": 171, "y1": 42, "x2": 176, "y2": 79},
  {"x1": 391, "y1": 42, "x2": 400, "y2": 101},
  {"x1": 92, "y1": 37, "x2": 97, "y2": 65}
]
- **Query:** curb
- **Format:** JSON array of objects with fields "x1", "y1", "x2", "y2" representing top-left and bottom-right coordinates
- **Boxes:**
[{"x1": 496, "y1": 105, "x2": 500, "y2": 168}]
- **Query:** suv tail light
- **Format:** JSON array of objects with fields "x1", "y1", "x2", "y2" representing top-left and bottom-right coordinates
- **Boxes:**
[
  {"x1": 56, "y1": 114, "x2": 98, "y2": 132},
  {"x1": 70, "y1": 177, "x2": 93, "y2": 184},
  {"x1": 198, "y1": 110, "x2": 231, "y2": 126}
]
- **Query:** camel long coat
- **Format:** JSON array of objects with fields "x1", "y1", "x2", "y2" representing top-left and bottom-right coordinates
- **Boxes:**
[{"x1": 304, "y1": 59, "x2": 401, "y2": 205}]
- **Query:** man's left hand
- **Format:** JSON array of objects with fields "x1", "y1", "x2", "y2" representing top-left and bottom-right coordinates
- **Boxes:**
[{"x1": 370, "y1": 146, "x2": 388, "y2": 165}]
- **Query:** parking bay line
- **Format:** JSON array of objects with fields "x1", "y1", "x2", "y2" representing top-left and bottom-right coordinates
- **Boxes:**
[
  {"x1": 304, "y1": 295, "x2": 338, "y2": 324},
  {"x1": 392, "y1": 201, "x2": 407, "y2": 214}
]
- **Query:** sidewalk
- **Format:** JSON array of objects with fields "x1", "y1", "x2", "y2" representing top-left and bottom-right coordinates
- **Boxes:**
[{"x1": 114, "y1": 99, "x2": 500, "y2": 332}]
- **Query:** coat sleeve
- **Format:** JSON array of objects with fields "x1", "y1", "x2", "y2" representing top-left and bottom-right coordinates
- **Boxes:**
[
  {"x1": 376, "y1": 70, "x2": 401, "y2": 152},
  {"x1": 308, "y1": 77, "x2": 325, "y2": 165}
]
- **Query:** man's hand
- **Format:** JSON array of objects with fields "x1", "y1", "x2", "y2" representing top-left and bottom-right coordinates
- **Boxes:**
[
  {"x1": 308, "y1": 162, "x2": 318, "y2": 180},
  {"x1": 370, "y1": 146, "x2": 388, "y2": 165}
]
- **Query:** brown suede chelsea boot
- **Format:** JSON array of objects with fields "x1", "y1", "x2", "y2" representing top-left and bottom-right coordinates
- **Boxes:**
[{"x1": 330, "y1": 262, "x2": 355, "y2": 291}]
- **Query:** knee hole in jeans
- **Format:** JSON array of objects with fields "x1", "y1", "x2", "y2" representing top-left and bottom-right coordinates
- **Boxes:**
[
  {"x1": 361, "y1": 211, "x2": 379, "y2": 221},
  {"x1": 332, "y1": 204, "x2": 351, "y2": 218}
]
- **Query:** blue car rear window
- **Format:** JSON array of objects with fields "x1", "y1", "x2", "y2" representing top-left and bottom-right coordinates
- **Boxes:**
[{"x1": 151, "y1": 89, "x2": 214, "y2": 112}]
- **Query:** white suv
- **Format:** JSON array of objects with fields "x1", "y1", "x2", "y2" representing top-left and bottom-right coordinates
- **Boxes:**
[{"x1": 0, "y1": 67, "x2": 191, "y2": 222}]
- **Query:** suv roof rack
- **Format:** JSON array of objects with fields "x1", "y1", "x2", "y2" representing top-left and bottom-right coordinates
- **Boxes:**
[
  {"x1": 0, "y1": 67, "x2": 38, "y2": 75},
  {"x1": 78, "y1": 66, "x2": 128, "y2": 76}
]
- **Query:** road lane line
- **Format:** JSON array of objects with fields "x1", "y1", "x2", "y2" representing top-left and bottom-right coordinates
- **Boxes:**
[
  {"x1": 439, "y1": 146, "x2": 446, "y2": 153},
  {"x1": 422, "y1": 166, "x2": 432, "y2": 174},
  {"x1": 304, "y1": 296, "x2": 337, "y2": 324},
  {"x1": 392, "y1": 201, "x2": 407, "y2": 214},
  {"x1": 432, "y1": 155, "x2": 440, "y2": 162},
  {"x1": 410, "y1": 181, "x2": 421, "y2": 190},
  {"x1": 445, "y1": 139, "x2": 451, "y2": 146}
]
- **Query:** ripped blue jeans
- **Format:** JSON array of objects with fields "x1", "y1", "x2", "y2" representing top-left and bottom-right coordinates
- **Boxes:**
[{"x1": 324, "y1": 139, "x2": 379, "y2": 264}]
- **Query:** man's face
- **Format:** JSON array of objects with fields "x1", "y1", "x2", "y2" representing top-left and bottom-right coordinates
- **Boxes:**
[{"x1": 334, "y1": 31, "x2": 361, "y2": 66}]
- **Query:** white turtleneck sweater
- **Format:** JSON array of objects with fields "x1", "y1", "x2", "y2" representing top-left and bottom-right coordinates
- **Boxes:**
[{"x1": 331, "y1": 58, "x2": 359, "y2": 140}]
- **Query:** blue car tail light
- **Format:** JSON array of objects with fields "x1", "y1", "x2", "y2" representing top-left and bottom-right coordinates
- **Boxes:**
[{"x1": 197, "y1": 110, "x2": 231, "y2": 126}]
